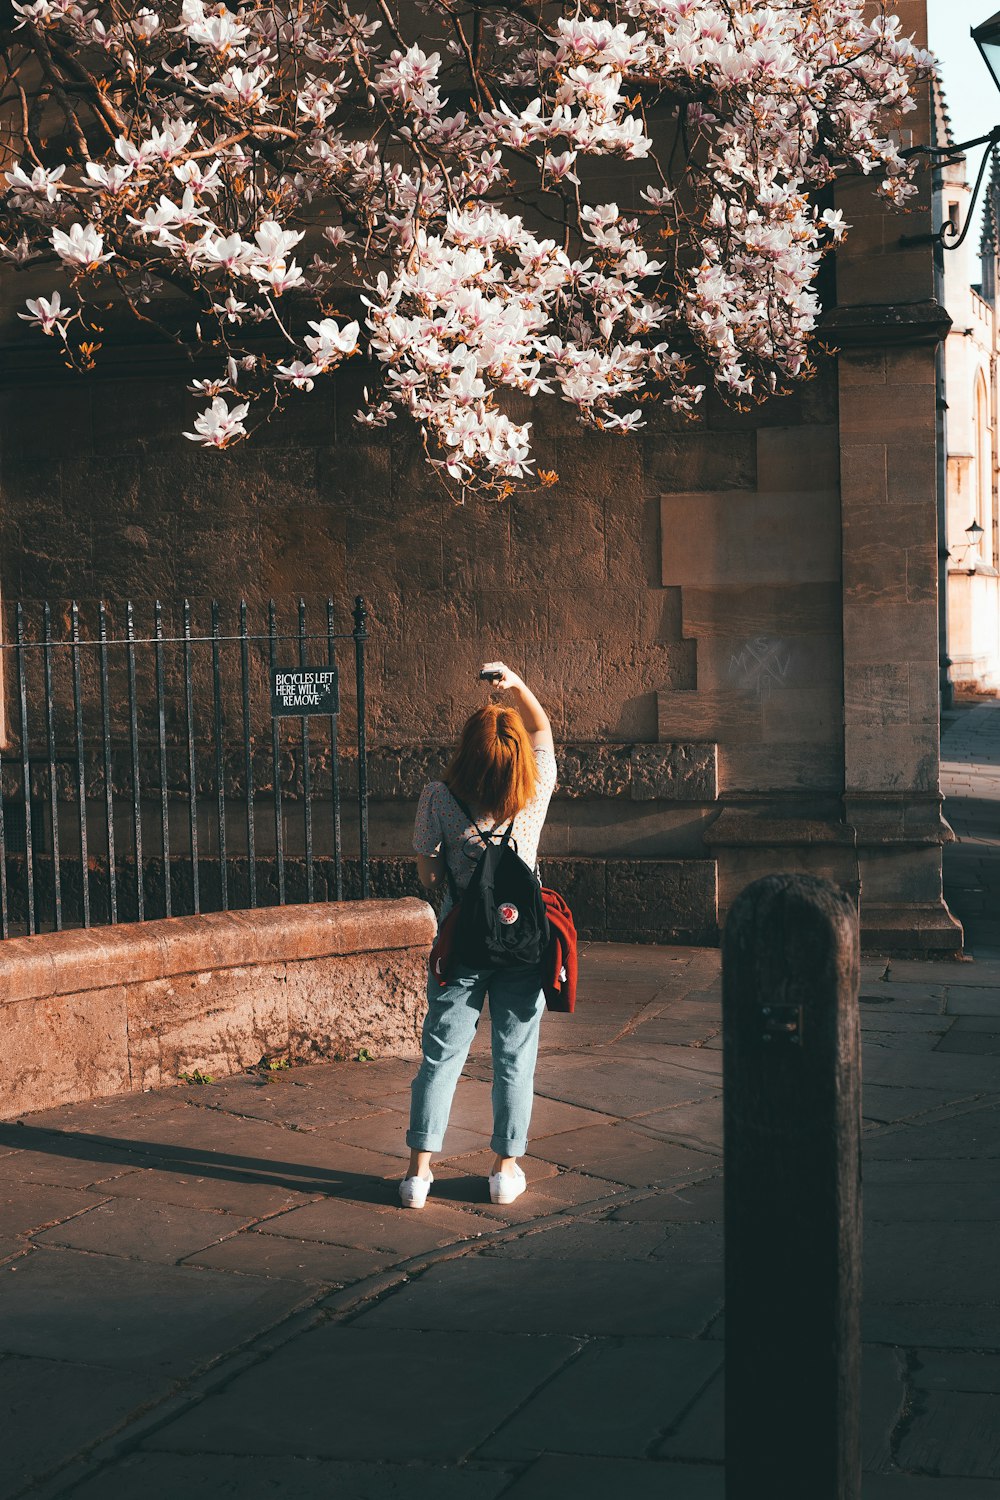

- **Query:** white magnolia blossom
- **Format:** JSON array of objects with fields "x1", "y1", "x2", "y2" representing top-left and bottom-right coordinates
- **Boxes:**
[
  {"x1": 18, "y1": 291, "x2": 73, "y2": 335},
  {"x1": 1, "y1": 0, "x2": 934, "y2": 491}
]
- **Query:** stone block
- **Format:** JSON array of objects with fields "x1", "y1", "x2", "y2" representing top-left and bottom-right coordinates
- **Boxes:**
[
  {"x1": 547, "y1": 587, "x2": 639, "y2": 641},
  {"x1": 605, "y1": 860, "x2": 718, "y2": 943},
  {"x1": 476, "y1": 589, "x2": 549, "y2": 640},
  {"x1": 126, "y1": 965, "x2": 289, "y2": 1092},
  {"x1": 838, "y1": 353, "x2": 887, "y2": 386},
  {"x1": 845, "y1": 664, "x2": 910, "y2": 727},
  {"x1": 555, "y1": 744, "x2": 632, "y2": 799},
  {"x1": 510, "y1": 490, "x2": 607, "y2": 588},
  {"x1": 646, "y1": 430, "x2": 756, "y2": 492},
  {"x1": 840, "y1": 442, "x2": 888, "y2": 507},
  {"x1": 720, "y1": 741, "x2": 843, "y2": 794},
  {"x1": 630, "y1": 744, "x2": 718, "y2": 801},
  {"x1": 842, "y1": 602, "x2": 939, "y2": 665},
  {"x1": 681, "y1": 583, "x2": 840, "y2": 640},
  {"x1": 755, "y1": 426, "x2": 839, "y2": 492},
  {"x1": 906, "y1": 541, "x2": 939, "y2": 602},
  {"x1": 658, "y1": 688, "x2": 762, "y2": 741},
  {"x1": 661, "y1": 492, "x2": 840, "y2": 588},
  {"x1": 761, "y1": 686, "x2": 839, "y2": 744},
  {"x1": 538, "y1": 858, "x2": 607, "y2": 933},
  {"x1": 0, "y1": 988, "x2": 129, "y2": 1117},
  {"x1": 694, "y1": 634, "x2": 841, "y2": 694},
  {"x1": 287, "y1": 946, "x2": 426, "y2": 1062},
  {"x1": 839, "y1": 383, "x2": 937, "y2": 444},
  {"x1": 846, "y1": 725, "x2": 940, "y2": 793}
]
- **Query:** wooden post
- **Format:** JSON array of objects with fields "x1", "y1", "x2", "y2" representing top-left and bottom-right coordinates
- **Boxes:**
[{"x1": 723, "y1": 873, "x2": 862, "y2": 1500}]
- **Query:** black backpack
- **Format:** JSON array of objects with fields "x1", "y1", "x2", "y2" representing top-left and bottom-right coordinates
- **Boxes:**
[{"x1": 445, "y1": 792, "x2": 550, "y2": 970}]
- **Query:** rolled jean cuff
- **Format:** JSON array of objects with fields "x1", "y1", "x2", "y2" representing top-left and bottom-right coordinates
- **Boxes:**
[
  {"x1": 491, "y1": 1135, "x2": 527, "y2": 1157},
  {"x1": 405, "y1": 1129, "x2": 443, "y2": 1151}
]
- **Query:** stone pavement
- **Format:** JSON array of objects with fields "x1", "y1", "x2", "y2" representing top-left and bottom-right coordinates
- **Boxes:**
[
  {"x1": 2, "y1": 928, "x2": 999, "y2": 1500},
  {"x1": 942, "y1": 698, "x2": 1000, "y2": 956}
]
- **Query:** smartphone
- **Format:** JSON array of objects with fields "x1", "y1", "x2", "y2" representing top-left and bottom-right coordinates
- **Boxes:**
[{"x1": 479, "y1": 669, "x2": 503, "y2": 682}]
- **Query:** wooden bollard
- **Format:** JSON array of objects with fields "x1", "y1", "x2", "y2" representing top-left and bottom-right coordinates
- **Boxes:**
[{"x1": 723, "y1": 874, "x2": 862, "y2": 1500}]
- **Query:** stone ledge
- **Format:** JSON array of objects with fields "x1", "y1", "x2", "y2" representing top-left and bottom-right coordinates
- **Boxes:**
[
  {"x1": 369, "y1": 742, "x2": 718, "y2": 804},
  {"x1": 0, "y1": 898, "x2": 435, "y2": 1119}
]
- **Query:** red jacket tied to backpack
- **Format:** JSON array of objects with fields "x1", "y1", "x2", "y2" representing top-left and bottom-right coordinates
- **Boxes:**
[{"x1": 429, "y1": 886, "x2": 578, "y2": 1013}]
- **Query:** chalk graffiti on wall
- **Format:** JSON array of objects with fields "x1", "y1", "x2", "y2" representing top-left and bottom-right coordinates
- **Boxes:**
[{"x1": 729, "y1": 636, "x2": 793, "y2": 701}]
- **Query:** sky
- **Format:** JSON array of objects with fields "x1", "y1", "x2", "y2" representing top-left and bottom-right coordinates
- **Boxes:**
[{"x1": 927, "y1": 0, "x2": 1000, "y2": 249}]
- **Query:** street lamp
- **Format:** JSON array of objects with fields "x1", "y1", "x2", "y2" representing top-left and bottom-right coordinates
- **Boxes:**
[
  {"x1": 898, "y1": 12, "x2": 1000, "y2": 250},
  {"x1": 974, "y1": 9, "x2": 1000, "y2": 96},
  {"x1": 963, "y1": 518, "x2": 985, "y2": 572}
]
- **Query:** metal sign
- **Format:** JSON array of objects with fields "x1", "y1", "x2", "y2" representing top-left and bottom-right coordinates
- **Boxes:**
[{"x1": 270, "y1": 666, "x2": 340, "y2": 717}]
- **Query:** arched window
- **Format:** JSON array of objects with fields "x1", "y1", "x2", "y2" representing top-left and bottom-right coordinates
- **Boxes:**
[{"x1": 974, "y1": 371, "x2": 991, "y2": 562}]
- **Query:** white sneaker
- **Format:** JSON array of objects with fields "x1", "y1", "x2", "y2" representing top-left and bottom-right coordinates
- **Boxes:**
[
  {"x1": 399, "y1": 1171, "x2": 433, "y2": 1209},
  {"x1": 489, "y1": 1163, "x2": 526, "y2": 1206}
]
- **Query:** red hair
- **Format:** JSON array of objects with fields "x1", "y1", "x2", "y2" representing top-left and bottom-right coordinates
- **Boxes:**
[{"x1": 444, "y1": 705, "x2": 538, "y2": 824}]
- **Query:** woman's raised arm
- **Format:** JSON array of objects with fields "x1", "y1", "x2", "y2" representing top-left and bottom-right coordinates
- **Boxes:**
[{"x1": 481, "y1": 662, "x2": 554, "y2": 756}]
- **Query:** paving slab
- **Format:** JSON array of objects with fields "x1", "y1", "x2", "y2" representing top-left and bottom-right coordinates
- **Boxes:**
[
  {"x1": 0, "y1": 1132, "x2": 144, "y2": 1189},
  {"x1": 863, "y1": 1105, "x2": 1000, "y2": 1160},
  {"x1": 255, "y1": 1192, "x2": 496, "y2": 1256},
  {"x1": 896, "y1": 1390, "x2": 1000, "y2": 1478},
  {"x1": 0, "y1": 1246, "x2": 312, "y2": 1372},
  {"x1": 865, "y1": 1176, "x2": 1000, "y2": 1221},
  {"x1": 181, "y1": 1231, "x2": 390, "y2": 1285},
  {"x1": 93, "y1": 1165, "x2": 323, "y2": 1217},
  {"x1": 32, "y1": 1196, "x2": 253, "y2": 1263},
  {"x1": 68, "y1": 1454, "x2": 515, "y2": 1500},
  {"x1": 147, "y1": 1326, "x2": 579, "y2": 1461},
  {"x1": 864, "y1": 1222, "x2": 1000, "y2": 1305},
  {"x1": 864, "y1": 1302, "x2": 1000, "y2": 1349},
  {"x1": 608, "y1": 1175, "x2": 723, "y2": 1223},
  {"x1": 352, "y1": 1255, "x2": 723, "y2": 1338},
  {"x1": 947, "y1": 989, "x2": 1000, "y2": 1016},
  {"x1": 476, "y1": 1336, "x2": 722, "y2": 1460},
  {"x1": 0, "y1": 1181, "x2": 112, "y2": 1237},
  {"x1": 860, "y1": 1084, "x2": 979, "y2": 1124},
  {"x1": 530, "y1": 1121, "x2": 719, "y2": 1184},
  {"x1": 913, "y1": 1352, "x2": 1000, "y2": 1393},
  {"x1": 530, "y1": 1054, "x2": 718, "y2": 1117},
  {"x1": 863, "y1": 1478, "x2": 1000, "y2": 1499},
  {"x1": 480, "y1": 1219, "x2": 669, "y2": 1262},
  {"x1": 0, "y1": 1355, "x2": 168, "y2": 1500},
  {"x1": 631, "y1": 1097, "x2": 724, "y2": 1150},
  {"x1": 499, "y1": 1455, "x2": 724, "y2": 1499}
]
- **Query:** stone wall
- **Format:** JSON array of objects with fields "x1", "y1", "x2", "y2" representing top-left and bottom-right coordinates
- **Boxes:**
[
  {"x1": 0, "y1": 897, "x2": 435, "y2": 1118},
  {"x1": 0, "y1": 331, "x2": 835, "y2": 943}
]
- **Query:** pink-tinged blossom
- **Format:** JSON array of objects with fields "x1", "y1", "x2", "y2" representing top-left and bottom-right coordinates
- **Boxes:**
[
  {"x1": 2, "y1": 0, "x2": 935, "y2": 493},
  {"x1": 184, "y1": 396, "x2": 250, "y2": 446},
  {"x1": 4, "y1": 164, "x2": 65, "y2": 203},
  {"x1": 18, "y1": 291, "x2": 71, "y2": 335}
]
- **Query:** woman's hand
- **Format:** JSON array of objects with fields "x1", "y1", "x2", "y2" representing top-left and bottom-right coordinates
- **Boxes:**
[
  {"x1": 480, "y1": 661, "x2": 522, "y2": 693},
  {"x1": 479, "y1": 661, "x2": 553, "y2": 753}
]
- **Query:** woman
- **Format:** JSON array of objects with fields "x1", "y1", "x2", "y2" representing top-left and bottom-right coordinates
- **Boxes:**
[{"x1": 401, "y1": 661, "x2": 557, "y2": 1209}]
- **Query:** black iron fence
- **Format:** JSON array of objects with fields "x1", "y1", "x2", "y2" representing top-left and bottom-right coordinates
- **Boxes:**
[{"x1": 0, "y1": 596, "x2": 370, "y2": 939}]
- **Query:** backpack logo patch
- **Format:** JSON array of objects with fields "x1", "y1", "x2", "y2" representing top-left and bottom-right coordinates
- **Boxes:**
[{"x1": 498, "y1": 902, "x2": 519, "y2": 926}]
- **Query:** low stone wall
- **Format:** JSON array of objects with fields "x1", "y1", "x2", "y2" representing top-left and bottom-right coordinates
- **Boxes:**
[{"x1": 0, "y1": 898, "x2": 435, "y2": 1119}]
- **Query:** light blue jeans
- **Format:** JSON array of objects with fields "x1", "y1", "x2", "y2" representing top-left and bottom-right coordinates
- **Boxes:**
[{"x1": 407, "y1": 963, "x2": 546, "y2": 1157}]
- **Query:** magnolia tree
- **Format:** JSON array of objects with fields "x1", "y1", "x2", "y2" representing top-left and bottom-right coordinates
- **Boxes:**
[{"x1": 1, "y1": 0, "x2": 931, "y2": 493}]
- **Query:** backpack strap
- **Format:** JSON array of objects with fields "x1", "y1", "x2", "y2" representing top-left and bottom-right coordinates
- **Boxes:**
[{"x1": 448, "y1": 788, "x2": 515, "y2": 850}]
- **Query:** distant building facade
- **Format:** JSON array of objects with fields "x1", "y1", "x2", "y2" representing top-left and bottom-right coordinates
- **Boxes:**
[{"x1": 936, "y1": 82, "x2": 1000, "y2": 694}]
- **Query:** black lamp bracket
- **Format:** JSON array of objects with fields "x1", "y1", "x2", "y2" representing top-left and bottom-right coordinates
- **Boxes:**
[{"x1": 898, "y1": 125, "x2": 1000, "y2": 249}]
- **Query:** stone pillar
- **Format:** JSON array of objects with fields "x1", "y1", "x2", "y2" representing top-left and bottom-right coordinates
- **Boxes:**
[{"x1": 823, "y1": 0, "x2": 962, "y2": 952}]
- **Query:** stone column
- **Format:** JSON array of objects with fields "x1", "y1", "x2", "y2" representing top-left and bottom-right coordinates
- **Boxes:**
[{"x1": 823, "y1": 0, "x2": 962, "y2": 951}]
